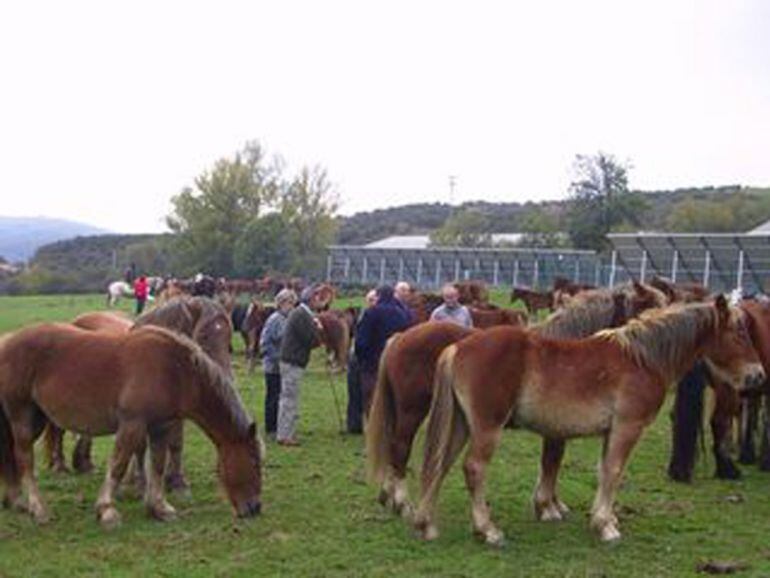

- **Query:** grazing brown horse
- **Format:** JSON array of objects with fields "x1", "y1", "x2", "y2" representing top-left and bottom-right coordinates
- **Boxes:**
[
  {"x1": 510, "y1": 287, "x2": 554, "y2": 316},
  {"x1": 414, "y1": 297, "x2": 764, "y2": 545},
  {"x1": 0, "y1": 323, "x2": 262, "y2": 527},
  {"x1": 367, "y1": 282, "x2": 667, "y2": 517},
  {"x1": 46, "y1": 297, "x2": 233, "y2": 495},
  {"x1": 668, "y1": 299, "x2": 770, "y2": 481}
]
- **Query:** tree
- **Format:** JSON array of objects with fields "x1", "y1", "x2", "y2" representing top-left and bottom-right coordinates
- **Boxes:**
[
  {"x1": 567, "y1": 152, "x2": 648, "y2": 251},
  {"x1": 518, "y1": 209, "x2": 567, "y2": 248},
  {"x1": 280, "y1": 166, "x2": 339, "y2": 275},
  {"x1": 429, "y1": 209, "x2": 492, "y2": 247},
  {"x1": 233, "y1": 213, "x2": 294, "y2": 277},
  {"x1": 166, "y1": 141, "x2": 280, "y2": 276}
]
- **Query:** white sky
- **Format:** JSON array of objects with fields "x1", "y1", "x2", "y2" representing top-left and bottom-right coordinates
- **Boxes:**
[{"x1": 1, "y1": 1, "x2": 768, "y2": 233}]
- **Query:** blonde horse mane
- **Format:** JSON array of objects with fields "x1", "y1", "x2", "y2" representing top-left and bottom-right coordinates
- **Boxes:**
[{"x1": 596, "y1": 302, "x2": 723, "y2": 379}]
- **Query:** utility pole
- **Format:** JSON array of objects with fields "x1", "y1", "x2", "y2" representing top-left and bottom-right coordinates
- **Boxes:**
[{"x1": 448, "y1": 175, "x2": 457, "y2": 218}]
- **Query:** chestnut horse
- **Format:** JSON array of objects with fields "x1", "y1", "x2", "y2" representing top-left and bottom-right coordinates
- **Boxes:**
[
  {"x1": 0, "y1": 323, "x2": 261, "y2": 527},
  {"x1": 414, "y1": 297, "x2": 765, "y2": 545},
  {"x1": 46, "y1": 297, "x2": 233, "y2": 495},
  {"x1": 317, "y1": 309, "x2": 357, "y2": 372},
  {"x1": 668, "y1": 298, "x2": 770, "y2": 481},
  {"x1": 367, "y1": 282, "x2": 667, "y2": 517},
  {"x1": 469, "y1": 307, "x2": 528, "y2": 329}
]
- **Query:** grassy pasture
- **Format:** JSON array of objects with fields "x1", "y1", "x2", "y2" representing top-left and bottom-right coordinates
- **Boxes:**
[{"x1": 0, "y1": 293, "x2": 769, "y2": 577}]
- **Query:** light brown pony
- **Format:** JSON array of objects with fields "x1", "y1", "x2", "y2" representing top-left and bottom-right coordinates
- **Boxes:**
[
  {"x1": 469, "y1": 307, "x2": 528, "y2": 329},
  {"x1": 45, "y1": 297, "x2": 233, "y2": 494},
  {"x1": 317, "y1": 309, "x2": 356, "y2": 372},
  {"x1": 414, "y1": 297, "x2": 765, "y2": 545},
  {"x1": 0, "y1": 323, "x2": 262, "y2": 527},
  {"x1": 367, "y1": 282, "x2": 666, "y2": 517}
]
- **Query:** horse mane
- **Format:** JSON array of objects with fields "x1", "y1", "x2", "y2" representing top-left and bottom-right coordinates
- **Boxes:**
[
  {"x1": 596, "y1": 302, "x2": 719, "y2": 379},
  {"x1": 135, "y1": 325, "x2": 252, "y2": 437},
  {"x1": 135, "y1": 296, "x2": 231, "y2": 337},
  {"x1": 536, "y1": 287, "x2": 621, "y2": 339}
]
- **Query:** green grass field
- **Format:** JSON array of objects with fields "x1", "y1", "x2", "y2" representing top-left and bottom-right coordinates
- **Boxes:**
[{"x1": 1, "y1": 293, "x2": 769, "y2": 577}]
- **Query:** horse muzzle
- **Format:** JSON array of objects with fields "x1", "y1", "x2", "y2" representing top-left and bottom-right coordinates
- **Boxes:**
[
  {"x1": 237, "y1": 499, "x2": 262, "y2": 518},
  {"x1": 744, "y1": 364, "x2": 767, "y2": 390}
]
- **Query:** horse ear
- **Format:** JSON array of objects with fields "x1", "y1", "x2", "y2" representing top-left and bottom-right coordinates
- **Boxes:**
[{"x1": 715, "y1": 294, "x2": 730, "y2": 323}]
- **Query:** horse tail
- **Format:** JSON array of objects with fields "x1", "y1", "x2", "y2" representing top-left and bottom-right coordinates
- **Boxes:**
[
  {"x1": 366, "y1": 334, "x2": 399, "y2": 484},
  {"x1": 668, "y1": 363, "x2": 707, "y2": 482},
  {"x1": 420, "y1": 344, "x2": 468, "y2": 504},
  {"x1": 0, "y1": 405, "x2": 19, "y2": 499}
]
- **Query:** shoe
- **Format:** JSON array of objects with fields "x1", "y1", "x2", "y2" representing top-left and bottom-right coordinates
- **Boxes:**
[{"x1": 277, "y1": 438, "x2": 301, "y2": 447}]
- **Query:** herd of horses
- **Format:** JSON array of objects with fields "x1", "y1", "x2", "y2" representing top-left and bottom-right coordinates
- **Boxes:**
[{"x1": 2, "y1": 275, "x2": 770, "y2": 548}]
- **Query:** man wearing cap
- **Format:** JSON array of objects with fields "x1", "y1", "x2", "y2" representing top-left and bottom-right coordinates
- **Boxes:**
[
  {"x1": 259, "y1": 288, "x2": 298, "y2": 437},
  {"x1": 354, "y1": 285, "x2": 412, "y2": 417},
  {"x1": 276, "y1": 285, "x2": 323, "y2": 446}
]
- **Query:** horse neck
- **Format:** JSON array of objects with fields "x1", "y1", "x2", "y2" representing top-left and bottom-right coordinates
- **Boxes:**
[
  {"x1": 609, "y1": 305, "x2": 717, "y2": 383},
  {"x1": 182, "y1": 356, "x2": 250, "y2": 446}
]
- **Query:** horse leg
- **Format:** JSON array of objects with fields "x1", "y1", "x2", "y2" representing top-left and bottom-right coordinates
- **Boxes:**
[
  {"x1": 95, "y1": 420, "x2": 146, "y2": 529},
  {"x1": 759, "y1": 391, "x2": 770, "y2": 471},
  {"x1": 72, "y1": 434, "x2": 94, "y2": 474},
  {"x1": 533, "y1": 437, "x2": 569, "y2": 521},
  {"x1": 125, "y1": 437, "x2": 148, "y2": 497},
  {"x1": 8, "y1": 406, "x2": 49, "y2": 523},
  {"x1": 739, "y1": 394, "x2": 758, "y2": 464},
  {"x1": 44, "y1": 423, "x2": 69, "y2": 473},
  {"x1": 164, "y1": 420, "x2": 190, "y2": 495},
  {"x1": 712, "y1": 388, "x2": 740, "y2": 480},
  {"x1": 463, "y1": 428, "x2": 505, "y2": 546},
  {"x1": 590, "y1": 421, "x2": 645, "y2": 542},
  {"x1": 384, "y1": 412, "x2": 422, "y2": 519},
  {"x1": 145, "y1": 424, "x2": 176, "y2": 521}
]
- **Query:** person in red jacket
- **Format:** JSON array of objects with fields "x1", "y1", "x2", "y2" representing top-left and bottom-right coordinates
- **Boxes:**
[{"x1": 133, "y1": 275, "x2": 149, "y2": 315}]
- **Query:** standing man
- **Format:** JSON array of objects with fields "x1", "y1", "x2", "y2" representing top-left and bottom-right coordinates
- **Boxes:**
[
  {"x1": 277, "y1": 286, "x2": 323, "y2": 446},
  {"x1": 259, "y1": 288, "x2": 297, "y2": 438},
  {"x1": 346, "y1": 289, "x2": 378, "y2": 434},
  {"x1": 354, "y1": 285, "x2": 412, "y2": 417},
  {"x1": 430, "y1": 283, "x2": 473, "y2": 328},
  {"x1": 133, "y1": 275, "x2": 149, "y2": 316},
  {"x1": 394, "y1": 281, "x2": 417, "y2": 326}
]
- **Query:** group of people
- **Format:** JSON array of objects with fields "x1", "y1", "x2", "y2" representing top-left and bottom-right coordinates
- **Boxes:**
[{"x1": 253, "y1": 280, "x2": 476, "y2": 444}]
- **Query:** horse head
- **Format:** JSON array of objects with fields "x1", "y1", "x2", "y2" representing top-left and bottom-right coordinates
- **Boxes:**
[
  {"x1": 703, "y1": 295, "x2": 765, "y2": 391},
  {"x1": 218, "y1": 422, "x2": 262, "y2": 518}
]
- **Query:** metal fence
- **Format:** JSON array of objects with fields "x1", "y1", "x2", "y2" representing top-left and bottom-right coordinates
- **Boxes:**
[{"x1": 326, "y1": 246, "x2": 600, "y2": 290}]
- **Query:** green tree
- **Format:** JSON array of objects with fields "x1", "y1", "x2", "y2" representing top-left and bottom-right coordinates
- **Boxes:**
[
  {"x1": 166, "y1": 141, "x2": 280, "y2": 276},
  {"x1": 233, "y1": 213, "x2": 294, "y2": 277},
  {"x1": 429, "y1": 209, "x2": 492, "y2": 247},
  {"x1": 567, "y1": 152, "x2": 648, "y2": 251},
  {"x1": 518, "y1": 209, "x2": 567, "y2": 248},
  {"x1": 280, "y1": 166, "x2": 339, "y2": 275}
]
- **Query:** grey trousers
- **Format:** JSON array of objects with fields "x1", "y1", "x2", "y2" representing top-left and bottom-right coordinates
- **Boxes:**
[{"x1": 277, "y1": 362, "x2": 304, "y2": 441}]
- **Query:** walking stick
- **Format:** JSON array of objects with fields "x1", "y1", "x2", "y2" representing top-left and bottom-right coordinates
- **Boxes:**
[{"x1": 324, "y1": 364, "x2": 346, "y2": 434}]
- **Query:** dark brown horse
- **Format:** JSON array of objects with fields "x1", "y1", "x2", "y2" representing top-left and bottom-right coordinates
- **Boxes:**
[
  {"x1": 668, "y1": 299, "x2": 770, "y2": 481},
  {"x1": 46, "y1": 297, "x2": 233, "y2": 494},
  {"x1": 510, "y1": 287, "x2": 554, "y2": 316},
  {"x1": 232, "y1": 299, "x2": 273, "y2": 372},
  {"x1": 0, "y1": 323, "x2": 261, "y2": 527},
  {"x1": 367, "y1": 282, "x2": 668, "y2": 517},
  {"x1": 414, "y1": 298, "x2": 764, "y2": 544},
  {"x1": 455, "y1": 281, "x2": 489, "y2": 306}
]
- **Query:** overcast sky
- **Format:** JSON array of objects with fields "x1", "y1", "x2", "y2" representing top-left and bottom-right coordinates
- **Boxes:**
[{"x1": 1, "y1": 1, "x2": 768, "y2": 233}]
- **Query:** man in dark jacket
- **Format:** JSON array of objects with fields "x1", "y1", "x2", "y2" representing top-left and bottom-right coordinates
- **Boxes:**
[
  {"x1": 276, "y1": 286, "x2": 322, "y2": 446},
  {"x1": 354, "y1": 285, "x2": 412, "y2": 417}
]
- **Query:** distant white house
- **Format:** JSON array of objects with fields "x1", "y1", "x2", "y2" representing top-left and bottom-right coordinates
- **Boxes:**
[{"x1": 364, "y1": 233, "x2": 523, "y2": 249}]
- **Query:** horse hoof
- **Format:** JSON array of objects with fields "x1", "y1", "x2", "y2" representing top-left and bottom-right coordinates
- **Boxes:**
[
  {"x1": 599, "y1": 524, "x2": 622, "y2": 542},
  {"x1": 99, "y1": 507, "x2": 122, "y2": 530},
  {"x1": 421, "y1": 524, "x2": 439, "y2": 541},
  {"x1": 397, "y1": 501, "x2": 414, "y2": 521},
  {"x1": 32, "y1": 508, "x2": 51, "y2": 525},
  {"x1": 538, "y1": 505, "x2": 563, "y2": 522},
  {"x1": 484, "y1": 528, "x2": 506, "y2": 548},
  {"x1": 556, "y1": 500, "x2": 570, "y2": 516},
  {"x1": 148, "y1": 503, "x2": 177, "y2": 522}
]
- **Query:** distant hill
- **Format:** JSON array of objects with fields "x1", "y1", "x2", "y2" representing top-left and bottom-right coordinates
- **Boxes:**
[
  {"x1": 0, "y1": 216, "x2": 109, "y2": 262},
  {"x1": 336, "y1": 185, "x2": 770, "y2": 245}
]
